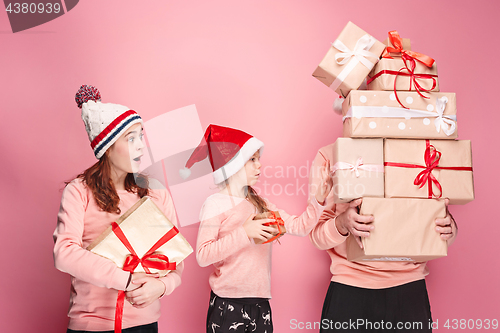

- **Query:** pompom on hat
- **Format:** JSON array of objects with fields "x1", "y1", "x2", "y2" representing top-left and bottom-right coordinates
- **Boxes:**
[
  {"x1": 180, "y1": 124, "x2": 264, "y2": 184},
  {"x1": 75, "y1": 85, "x2": 143, "y2": 159}
]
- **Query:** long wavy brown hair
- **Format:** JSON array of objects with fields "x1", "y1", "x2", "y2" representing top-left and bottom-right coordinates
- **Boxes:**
[
  {"x1": 70, "y1": 151, "x2": 150, "y2": 214},
  {"x1": 245, "y1": 186, "x2": 268, "y2": 213}
]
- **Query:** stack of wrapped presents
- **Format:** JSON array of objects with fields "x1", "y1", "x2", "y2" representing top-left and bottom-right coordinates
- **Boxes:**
[{"x1": 313, "y1": 22, "x2": 474, "y2": 262}]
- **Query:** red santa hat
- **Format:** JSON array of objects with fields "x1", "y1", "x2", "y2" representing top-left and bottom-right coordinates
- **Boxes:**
[{"x1": 180, "y1": 124, "x2": 264, "y2": 184}]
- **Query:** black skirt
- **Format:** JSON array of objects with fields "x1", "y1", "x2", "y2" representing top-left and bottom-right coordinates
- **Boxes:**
[{"x1": 320, "y1": 280, "x2": 432, "y2": 332}]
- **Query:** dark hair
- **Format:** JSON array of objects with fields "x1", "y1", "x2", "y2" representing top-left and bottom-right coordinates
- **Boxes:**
[{"x1": 69, "y1": 151, "x2": 150, "y2": 214}]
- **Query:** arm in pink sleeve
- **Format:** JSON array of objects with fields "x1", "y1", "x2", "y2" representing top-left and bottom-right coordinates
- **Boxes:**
[
  {"x1": 156, "y1": 188, "x2": 184, "y2": 295},
  {"x1": 53, "y1": 182, "x2": 130, "y2": 290},
  {"x1": 265, "y1": 197, "x2": 325, "y2": 237},
  {"x1": 196, "y1": 198, "x2": 251, "y2": 267},
  {"x1": 308, "y1": 149, "x2": 348, "y2": 250}
]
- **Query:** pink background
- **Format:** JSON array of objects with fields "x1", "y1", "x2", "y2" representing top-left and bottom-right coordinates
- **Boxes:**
[{"x1": 1, "y1": 0, "x2": 499, "y2": 331}]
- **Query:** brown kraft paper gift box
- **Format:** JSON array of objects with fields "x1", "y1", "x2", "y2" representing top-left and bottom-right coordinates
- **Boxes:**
[
  {"x1": 253, "y1": 211, "x2": 286, "y2": 244},
  {"x1": 330, "y1": 137, "x2": 384, "y2": 203},
  {"x1": 312, "y1": 21, "x2": 385, "y2": 97},
  {"x1": 342, "y1": 90, "x2": 457, "y2": 139},
  {"x1": 367, "y1": 58, "x2": 440, "y2": 92},
  {"x1": 384, "y1": 139, "x2": 474, "y2": 205},
  {"x1": 347, "y1": 197, "x2": 447, "y2": 262},
  {"x1": 87, "y1": 197, "x2": 193, "y2": 276}
]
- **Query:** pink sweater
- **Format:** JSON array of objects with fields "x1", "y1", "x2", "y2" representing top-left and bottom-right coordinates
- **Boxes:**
[
  {"x1": 308, "y1": 144, "x2": 456, "y2": 289},
  {"x1": 196, "y1": 193, "x2": 324, "y2": 299},
  {"x1": 53, "y1": 179, "x2": 184, "y2": 331}
]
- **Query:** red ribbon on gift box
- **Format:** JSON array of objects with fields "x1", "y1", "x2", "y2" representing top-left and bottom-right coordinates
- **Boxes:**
[
  {"x1": 382, "y1": 30, "x2": 435, "y2": 68},
  {"x1": 367, "y1": 53, "x2": 438, "y2": 109},
  {"x1": 384, "y1": 140, "x2": 473, "y2": 199},
  {"x1": 262, "y1": 211, "x2": 285, "y2": 244},
  {"x1": 112, "y1": 222, "x2": 178, "y2": 333}
]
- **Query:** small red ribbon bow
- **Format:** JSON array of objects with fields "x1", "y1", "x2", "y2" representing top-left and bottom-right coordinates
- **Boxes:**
[
  {"x1": 112, "y1": 222, "x2": 178, "y2": 333},
  {"x1": 383, "y1": 30, "x2": 435, "y2": 68},
  {"x1": 262, "y1": 211, "x2": 285, "y2": 244}
]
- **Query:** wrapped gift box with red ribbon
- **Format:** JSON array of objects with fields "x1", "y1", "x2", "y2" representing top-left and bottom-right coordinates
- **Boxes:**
[
  {"x1": 329, "y1": 138, "x2": 384, "y2": 203},
  {"x1": 253, "y1": 211, "x2": 286, "y2": 244},
  {"x1": 367, "y1": 58, "x2": 440, "y2": 93},
  {"x1": 347, "y1": 197, "x2": 448, "y2": 262},
  {"x1": 384, "y1": 139, "x2": 474, "y2": 204},
  {"x1": 312, "y1": 21, "x2": 385, "y2": 97},
  {"x1": 87, "y1": 196, "x2": 193, "y2": 277},
  {"x1": 342, "y1": 90, "x2": 457, "y2": 139}
]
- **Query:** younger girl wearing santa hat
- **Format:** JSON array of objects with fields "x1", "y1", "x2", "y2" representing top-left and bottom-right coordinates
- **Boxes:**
[
  {"x1": 53, "y1": 85, "x2": 183, "y2": 333},
  {"x1": 181, "y1": 124, "x2": 332, "y2": 333}
]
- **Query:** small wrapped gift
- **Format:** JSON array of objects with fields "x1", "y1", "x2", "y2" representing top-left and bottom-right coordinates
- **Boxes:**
[
  {"x1": 367, "y1": 58, "x2": 440, "y2": 93},
  {"x1": 347, "y1": 197, "x2": 447, "y2": 262},
  {"x1": 380, "y1": 30, "x2": 434, "y2": 67},
  {"x1": 329, "y1": 138, "x2": 384, "y2": 203},
  {"x1": 384, "y1": 139, "x2": 474, "y2": 205},
  {"x1": 312, "y1": 21, "x2": 385, "y2": 97},
  {"x1": 253, "y1": 211, "x2": 286, "y2": 244},
  {"x1": 342, "y1": 90, "x2": 457, "y2": 139},
  {"x1": 87, "y1": 197, "x2": 193, "y2": 277}
]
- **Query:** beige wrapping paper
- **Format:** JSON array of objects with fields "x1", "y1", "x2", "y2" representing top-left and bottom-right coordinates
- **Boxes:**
[
  {"x1": 253, "y1": 211, "x2": 286, "y2": 244},
  {"x1": 367, "y1": 58, "x2": 439, "y2": 92},
  {"x1": 87, "y1": 197, "x2": 193, "y2": 276},
  {"x1": 342, "y1": 90, "x2": 457, "y2": 139},
  {"x1": 384, "y1": 139, "x2": 474, "y2": 205},
  {"x1": 312, "y1": 21, "x2": 385, "y2": 97},
  {"x1": 347, "y1": 197, "x2": 447, "y2": 262},
  {"x1": 330, "y1": 138, "x2": 384, "y2": 203}
]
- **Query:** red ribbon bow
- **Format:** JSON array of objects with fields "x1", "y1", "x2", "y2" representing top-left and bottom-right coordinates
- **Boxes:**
[
  {"x1": 262, "y1": 211, "x2": 285, "y2": 244},
  {"x1": 382, "y1": 30, "x2": 435, "y2": 68},
  {"x1": 112, "y1": 222, "x2": 178, "y2": 333},
  {"x1": 384, "y1": 140, "x2": 473, "y2": 199},
  {"x1": 366, "y1": 53, "x2": 438, "y2": 109}
]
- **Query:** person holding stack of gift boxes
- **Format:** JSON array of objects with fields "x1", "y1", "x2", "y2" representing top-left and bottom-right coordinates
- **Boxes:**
[
  {"x1": 311, "y1": 22, "x2": 474, "y2": 332},
  {"x1": 53, "y1": 86, "x2": 184, "y2": 333}
]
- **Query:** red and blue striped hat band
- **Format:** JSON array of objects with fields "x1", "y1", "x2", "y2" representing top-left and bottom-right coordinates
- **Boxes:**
[{"x1": 90, "y1": 110, "x2": 142, "y2": 159}]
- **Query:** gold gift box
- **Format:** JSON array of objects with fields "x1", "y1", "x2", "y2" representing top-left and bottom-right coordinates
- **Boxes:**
[
  {"x1": 253, "y1": 211, "x2": 286, "y2": 245},
  {"x1": 87, "y1": 197, "x2": 193, "y2": 276},
  {"x1": 347, "y1": 197, "x2": 447, "y2": 262},
  {"x1": 384, "y1": 139, "x2": 474, "y2": 205},
  {"x1": 312, "y1": 21, "x2": 385, "y2": 97},
  {"x1": 342, "y1": 90, "x2": 458, "y2": 139},
  {"x1": 330, "y1": 138, "x2": 384, "y2": 203}
]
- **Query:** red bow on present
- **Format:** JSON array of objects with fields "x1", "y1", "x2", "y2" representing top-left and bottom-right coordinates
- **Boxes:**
[
  {"x1": 112, "y1": 222, "x2": 178, "y2": 333},
  {"x1": 262, "y1": 211, "x2": 285, "y2": 244},
  {"x1": 384, "y1": 140, "x2": 473, "y2": 199},
  {"x1": 382, "y1": 30, "x2": 435, "y2": 67},
  {"x1": 366, "y1": 53, "x2": 438, "y2": 109}
]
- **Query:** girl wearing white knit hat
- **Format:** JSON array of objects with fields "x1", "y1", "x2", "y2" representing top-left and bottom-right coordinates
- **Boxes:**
[
  {"x1": 53, "y1": 85, "x2": 183, "y2": 333},
  {"x1": 184, "y1": 124, "x2": 332, "y2": 333}
]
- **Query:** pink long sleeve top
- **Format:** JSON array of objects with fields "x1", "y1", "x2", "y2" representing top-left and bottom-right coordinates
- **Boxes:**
[
  {"x1": 53, "y1": 178, "x2": 184, "y2": 331},
  {"x1": 196, "y1": 193, "x2": 325, "y2": 299},
  {"x1": 308, "y1": 144, "x2": 457, "y2": 289}
]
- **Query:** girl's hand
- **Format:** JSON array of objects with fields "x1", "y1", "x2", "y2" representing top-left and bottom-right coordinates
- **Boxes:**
[
  {"x1": 125, "y1": 275, "x2": 165, "y2": 308},
  {"x1": 243, "y1": 214, "x2": 276, "y2": 242},
  {"x1": 335, "y1": 198, "x2": 374, "y2": 248},
  {"x1": 315, "y1": 159, "x2": 333, "y2": 205}
]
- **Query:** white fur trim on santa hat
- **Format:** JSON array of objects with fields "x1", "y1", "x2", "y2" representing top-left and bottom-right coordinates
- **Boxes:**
[{"x1": 212, "y1": 137, "x2": 264, "y2": 184}]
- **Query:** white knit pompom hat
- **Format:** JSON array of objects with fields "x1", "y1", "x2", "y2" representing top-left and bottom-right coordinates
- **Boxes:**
[{"x1": 75, "y1": 85, "x2": 143, "y2": 159}]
